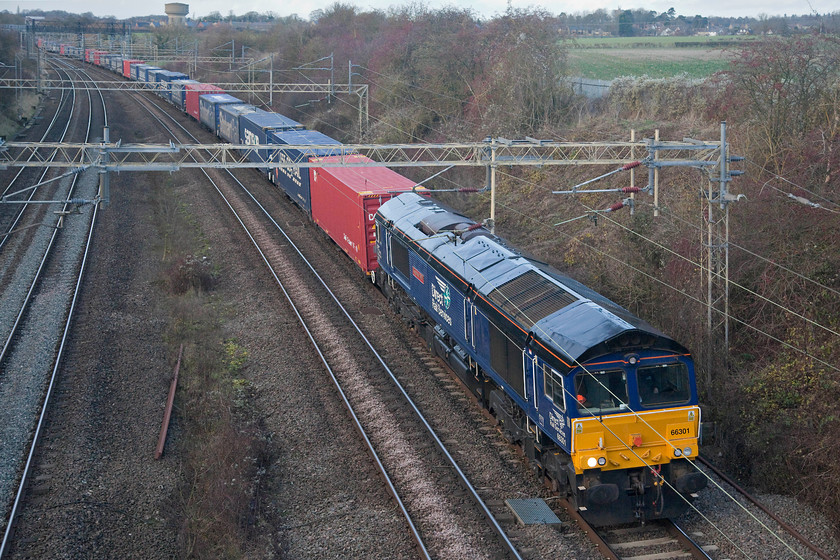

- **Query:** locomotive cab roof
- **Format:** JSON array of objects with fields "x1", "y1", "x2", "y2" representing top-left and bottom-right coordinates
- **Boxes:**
[{"x1": 378, "y1": 193, "x2": 689, "y2": 372}]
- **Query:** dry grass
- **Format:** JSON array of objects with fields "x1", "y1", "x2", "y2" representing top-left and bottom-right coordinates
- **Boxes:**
[{"x1": 152, "y1": 184, "x2": 270, "y2": 558}]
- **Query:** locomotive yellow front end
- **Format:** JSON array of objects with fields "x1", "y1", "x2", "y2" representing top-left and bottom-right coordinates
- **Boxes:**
[{"x1": 569, "y1": 406, "x2": 707, "y2": 525}]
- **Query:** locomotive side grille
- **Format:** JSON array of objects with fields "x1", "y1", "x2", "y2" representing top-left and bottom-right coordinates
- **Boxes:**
[{"x1": 488, "y1": 271, "x2": 577, "y2": 330}]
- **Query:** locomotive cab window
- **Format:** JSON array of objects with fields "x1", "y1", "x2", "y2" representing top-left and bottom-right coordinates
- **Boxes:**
[
  {"x1": 543, "y1": 365, "x2": 565, "y2": 412},
  {"x1": 575, "y1": 370, "x2": 628, "y2": 415},
  {"x1": 636, "y1": 363, "x2": 690, "y2": 407}
]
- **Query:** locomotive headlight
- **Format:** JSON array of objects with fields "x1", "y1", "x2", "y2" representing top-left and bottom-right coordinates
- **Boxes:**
[
  {"x1": 597, "y1": 457, "x2": 607, "y2": 466},
  {"x1": 683, "y1": 447, "x2": 693, "y2": 457},
  {"x1": 673, "y1": 448, "x2": 682, "y2": 457},
  {"x1": 587, "y1": 457, "x2": 598, "y2": 468}
]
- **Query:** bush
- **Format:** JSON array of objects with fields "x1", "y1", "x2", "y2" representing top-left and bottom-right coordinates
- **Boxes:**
[{"x1": 166, "y1": 255, "x2": 217, "y2": 295}]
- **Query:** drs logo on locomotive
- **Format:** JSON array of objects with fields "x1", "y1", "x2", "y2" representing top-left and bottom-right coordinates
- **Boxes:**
[{"x1": 431, "y1": 276, "x2": 453, "y2": 326}]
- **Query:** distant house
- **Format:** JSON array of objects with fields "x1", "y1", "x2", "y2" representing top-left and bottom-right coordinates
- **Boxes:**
[{"x1": 564, "y1": 25, "x2": 612, "y2": 37}]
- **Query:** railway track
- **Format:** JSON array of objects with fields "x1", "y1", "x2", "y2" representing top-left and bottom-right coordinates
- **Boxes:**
[
  {"x1": 693, "y1": 456, "x2": 836, "y2": 560},
  {"x1": 125, "y1": 91, "x2": 530, "y2": 559},
  {"x1": 0, "y1": 58, "x2": 106, "y2": 555}
]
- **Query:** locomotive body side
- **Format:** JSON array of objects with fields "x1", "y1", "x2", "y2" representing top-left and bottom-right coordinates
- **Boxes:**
[{"x1": 375, "y1": 193, "x2": 706, "y2": 525}]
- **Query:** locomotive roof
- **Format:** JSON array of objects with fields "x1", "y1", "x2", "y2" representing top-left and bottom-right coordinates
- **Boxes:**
[{"x1": 378, "y1": 193, "x2": 689, "y2": 367}]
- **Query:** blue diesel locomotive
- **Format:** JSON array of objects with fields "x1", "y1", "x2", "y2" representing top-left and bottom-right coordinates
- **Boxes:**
[{"x1": 374, "y1": 193, "x2": 707, "y2": 525}]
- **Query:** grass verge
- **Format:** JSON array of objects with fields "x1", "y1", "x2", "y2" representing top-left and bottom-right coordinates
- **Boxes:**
[{"x1": 153, "y1": 180, "x2": 271, "y2": 558}]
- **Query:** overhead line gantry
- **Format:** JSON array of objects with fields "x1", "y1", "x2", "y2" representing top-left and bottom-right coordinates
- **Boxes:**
[{"x1": 0, "y1": 130, "x2": 740, "y2": 381}]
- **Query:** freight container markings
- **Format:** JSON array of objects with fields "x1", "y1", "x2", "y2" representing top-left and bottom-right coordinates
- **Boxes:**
[{"x1": 275, "y1": 150, "x2": 303, "y2": 187}]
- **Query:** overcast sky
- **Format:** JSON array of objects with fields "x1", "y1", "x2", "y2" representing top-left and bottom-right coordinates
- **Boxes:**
[{"x1": 1, "y1": 0, "x2": 836, "y2": 20}]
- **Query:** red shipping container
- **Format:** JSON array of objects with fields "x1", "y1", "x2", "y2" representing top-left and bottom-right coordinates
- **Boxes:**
[
  {"x1": 123, "y1": 59, "x2": 144, "y2": 79},
  {"x1": 185, "y1": 83, "x2": 225, "y2": 120},
  {"x1": 310, "y1": 154, "x2": 421, "y2": 273}
]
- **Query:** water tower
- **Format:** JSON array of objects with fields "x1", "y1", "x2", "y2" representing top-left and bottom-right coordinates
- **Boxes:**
[{"x1": 165, "y1": 3, "x2": 189, "y2": 25}]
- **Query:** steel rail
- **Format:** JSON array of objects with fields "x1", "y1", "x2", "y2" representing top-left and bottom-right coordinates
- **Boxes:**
[
  {"x1": 667, "y1": 519, "x2": 715, "y2": 559},
  {"x1": 0, "y1": 57, "x2": 106, "y2": 558},
  {"x1": 698, "y1": 456, "x2": 834, "y2": 560},
  {"x1": 0, "y1": 205, "x2": 100, "y2": 559},
  {"x1": 0, "y1": 60, "x2": 83, "y2": 359},
  {"x1": 557, "y1": 498, "x2": 713, "y2": 559},
  {"x1": 557, "y1": 498, "x2": 618, "y2": 560},
  {"x1": 225, "y1": 153, "x2": 526, "y2": 560},
  {"x1": 0, "y1": 60, "x2": 73, "y2": 252},
  {"x1": 124, "y1": 93, "x2": 436, "y2": 559}
]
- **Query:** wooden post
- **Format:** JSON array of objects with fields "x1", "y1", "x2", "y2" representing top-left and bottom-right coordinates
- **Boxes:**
[{"x1": 155, "y1": 344, "x2": 184, "y2": 460}]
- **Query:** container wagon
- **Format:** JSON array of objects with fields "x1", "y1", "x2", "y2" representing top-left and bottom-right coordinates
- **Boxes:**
[
  {"x1": 154, "y1": 70, "x2": 190, "y2": 100},
  {"x1": 239, "y1": 111, "x2": 304, "y2": 174},
  {"x1": 170, "y1": 79, "x2": 199, "y2": 110},
  {"x1": 185, "y1": 83, "x2": 226, "y2": 121},
  {"x1": 123, "y1": 59, "x2": 144, "y2": 79},
  {"x1": 268, "y1": 129, "x2": 343, "y2": 213},
  {"x1": 218, "y1": 104, "x2": 259, "y2": 144},
  {"x1": 198, "y1": 94, "x2": 242, "y2": 134},
  {"x1": 310, "y1": 154, "x2": 420, "y2": 274}
]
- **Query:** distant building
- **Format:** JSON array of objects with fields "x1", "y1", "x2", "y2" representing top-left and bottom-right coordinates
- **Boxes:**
[{"x1": 165, "y1": 3, "x2": 189, "y2": 26}]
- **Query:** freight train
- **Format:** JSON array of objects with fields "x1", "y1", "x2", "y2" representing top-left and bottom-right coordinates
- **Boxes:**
[{"x1": 44, "y1": 41, "x2": 707, "y2": 525}]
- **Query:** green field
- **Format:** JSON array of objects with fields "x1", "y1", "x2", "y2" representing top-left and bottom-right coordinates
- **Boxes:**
[
  {"x1": 564, "y1": 35, "x2": 752, "y2": 80},
  {"x1": 568, "y1": 35, "x2": 756, "y2": 48}
]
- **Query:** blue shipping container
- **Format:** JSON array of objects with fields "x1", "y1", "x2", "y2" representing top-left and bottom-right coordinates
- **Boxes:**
[
  {"x1": 146, "y1": 68, "x2": 167, "y2": 92},
  {"x1": 238, "y1": 111, "x2": 304, "y2": 175},
  {"x1": 218, "y1": 104, "x2": 259, "y2": 143},
  {"x1": 142, "y1": 66, "x2": 162, "y2": 84},
  {"x1": 155, "y1": 70, "x2": 190, "y2": 100},
  {"x1": 133, "y1": 64, "x2": 151, "y2": 81},
  {"x1": 102, "y1": 54, "x2": 118, "y2": 71},
  {"x1": 268, "y1": 129, "x2": 343, "y2": 213},
  {"x1": 198, "y1": 94, "x2": 242, "y2": 134},
  {"x1": 170, "y1": 79, "x2": 199, "y2": 109}
]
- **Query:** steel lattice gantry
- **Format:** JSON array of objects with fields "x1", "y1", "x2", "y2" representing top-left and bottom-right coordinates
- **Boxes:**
[
  {"x1": 0, "y1": 138, "x2": 722, "y2": 172},
  {"x1": 0, "y1": 133, "x2": 738, "y2": 378},
  {"x1": 0, "y1": 79, "x2": 368, "y2": 96}
]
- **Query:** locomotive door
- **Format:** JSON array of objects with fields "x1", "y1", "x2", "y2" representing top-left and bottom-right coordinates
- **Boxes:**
[
  {"x1": 465, "y1": 300, "x2": 475, "y2": 349},
  {"x1": 525, "y1": 351, "x2": 538, "y2": 411}
]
